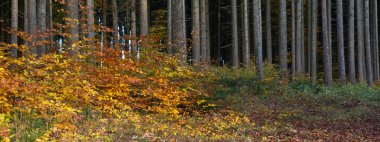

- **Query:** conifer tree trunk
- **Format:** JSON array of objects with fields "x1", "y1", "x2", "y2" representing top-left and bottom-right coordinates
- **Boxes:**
[
  {"x1": 279, "y1": 0, "x2": 287, "y2": 74},
  {"x1": 364, "y1": 0, "x2": 373, "y2": 86},
  {"x1": 11, "y1": 0, "x2": 18, "y2": 58},
  {"x1": 337, "y1": 0, "x2": 346, "y2": 82},
  {"x1": 348, "y1": 0, "x2": 356, "y2": 83},
  {"x1": 231, "y1": 0, "x2": 239, "y2": 67},
  {"x1": 191, "y1": 0, "x2": 200, "y2": 63},
  {"x1": 322, "y1": 0, "x2": 333, "y2": 86},
  {"x1": 253, "y1": 0, "x2": 264, "y2": 80}
]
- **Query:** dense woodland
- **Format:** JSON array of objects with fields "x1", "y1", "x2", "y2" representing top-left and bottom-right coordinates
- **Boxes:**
[{"x1": 0, "y1": 0, "x2": 380, "y2": 141}]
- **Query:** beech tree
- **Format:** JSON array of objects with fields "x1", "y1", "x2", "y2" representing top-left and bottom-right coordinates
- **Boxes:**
[{"x1": 253, "y1": 0, "x2": 264, "y2": 80}]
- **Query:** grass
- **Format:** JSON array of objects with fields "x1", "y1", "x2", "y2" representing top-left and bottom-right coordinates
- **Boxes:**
[{"x1": 5, "y1": 65, "x2": 380, "y2": 141}]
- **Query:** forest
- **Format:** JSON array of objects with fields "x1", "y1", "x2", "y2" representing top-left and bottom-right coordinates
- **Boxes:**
[{"x1": 0, "y1": 0, "x2": 379, "y2": 141}]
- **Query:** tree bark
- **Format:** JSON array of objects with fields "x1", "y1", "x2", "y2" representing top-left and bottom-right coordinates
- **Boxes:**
[
  {"x1": 11, "y1": 0, "x2": 18, "y2": 58},
  {"x1": 28, "y1": 0, "x2": 37, "y2": 55},
  {"x1": 311, "y1": 0, "x2": 318, "y2": 83},
  {"x1": 296, "y1": 0, "x2": 303, "y2": 74},
  {"x1": 131, "y1": 0, "x2": 137, "y2": 53},
  {"x1": 191, "y1": 0, "x2": 200, "y2": 63},
  {"x1": 140, "y1": 0, "x2": 149, "y2": 35},
  {"x1": 200, "y1": 0, "x2": 207, "y2": 63},
  {"x1": 266, "y1": 0, "x2": 272, "y2": 63},
  {"x1": 364, "y1": 0, "x2": 373, "y2": 86},
  {"x1": 279, "y1": 0, "x2": 287, "y2": 75},
  {"x1": 231, "y1": 0, "x2": 239, "y2": 67},
  {"x1": 172, "y1": 0, "x2": 187, "y2": 64},
  {"x1": 87, "y1": 0, "x2": 95, "y2": 45},
  {"x1": 112, "y1": 0, "x2": 119, "y2": 48},
  {"x1": 322, "y1": 0, "x2": 333, "y2": 86},
  {"x1": 242, "y1": 0, "x2": 250, "y2": 66},
  {"x1": 291, "y1": 0, "x2": 296, "y2": 80},
  {"x1": 337, "y1": 0, "x2": 346, "y2": 82},
  {"x1": 37, "y1": 0, "x2": 47, "y2": 57},
  {"x1": 253, "y1": 0, "x2": 264, "y2": 80},
  {"x1": 348, "y1": 0, "x2": 356, "y2": 83},
  {"x1": 167, "y1": 0, "x2": 172, "y2": 55},
  {"x1": 372, "y1": 0, "x2": 379, "y2": 81},
  {"x1": 356, "y1": 0, "x2": 365, "y2": 81},
  {"x1": 66, "y1": 0, "x2": 79, "y2": 54}
]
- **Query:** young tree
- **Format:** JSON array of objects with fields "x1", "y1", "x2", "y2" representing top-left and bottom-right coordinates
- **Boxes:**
[
  {"x1": 266, "y1": 0, "x2": 272, "y2": 63},
  {"x1": 322, "y1": 0, "x2": 333, "y2": 86},
  {"x1": 337, "y1": 0, "x2": 346, "y2": 82},
  {"x1": 279, "y1": 0, "x2": 287, "y2": 75},
  {"x1": 310, "y1": 0, "x2": 318, "y2": 83},
  {"x1": 242, "y1": 0, "x2": 250, "y2": 66},
  {"x1": 191, "y1": 0, "x2": 200, "y2": 63},
  {"x1": 140, "y1": 0, "x2": 149, "y2": 35},
  {"x1": 348, "y1": 0, "x2": 356, "y2": 83},
  {"x1": 364, "y1": 0, "x2": 373, "y2": 86},
  {"x1": 172, "y1": 0, "x2": 187, "y2": 64},
  {"x1": 231, "y1": 0, "x2": 239, "y2": 67},
  {"x1": 87, "y1": 0, "x2": 95, "y2": 45},
  {"x1": 11, "y1": 0, "x2": 18, "y2": 58},
  {"x1": 253, "y1": 0, "x2": 264, "y2": 80}
]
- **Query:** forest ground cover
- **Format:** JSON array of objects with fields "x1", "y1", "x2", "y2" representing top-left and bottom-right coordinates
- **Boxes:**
[{"x1": 0, "y1": 48, "x2": 379, "y2": 141}]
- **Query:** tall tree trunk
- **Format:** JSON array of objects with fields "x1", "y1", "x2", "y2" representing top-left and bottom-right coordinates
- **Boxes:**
[
  {"x1": 48, "y1": 0, "x2": 53, "y2": 52},
  {"x1": 172, "y1": 0, "x2": 187, "y2": 64},
  {"x1": 296, "y1": 0, "x2": 303, "y2": 74},
  {"x1": 348, "y1": 0, "x2": 356, "y2": 83},
  {"x1": 364, "y1": 0, "x2": 373, "y2": 86},
  {"x1": 266, "y1": 0, "x2": 272, "y2": 63},
  {"x1": 337, "y1": 0, "x2": 346, "y2": 82},
  {"x1": 327, "y1": 0, "x2": 332, "y2": 64},
  {"x1": 191, "y1": 0, "x2": 200, "y2": 63},
  {"x1": 131, "y1": 0, "x2": 137, "y2": 53},
  {"x1": 205, "y1": 0, "x2": 210, "y2": 62},
  {"x1": 372, "y1": 0, "x2": 379, "y2": 81},
  {"x1": 11, "y1": 0, "x2": 18, "y2": 58},
  {"x1": 291, "y1": 0, "x2": 296, "y2": 80},
  {"x1": 253, "y1": 0, "x2": 264, "y2": 80},
  {"x1": 28, "y1": 0, "x2": 37, "y2": 55},
  {"x1": 66, "y1": 0, "x2": 79, "y2": 54},
  {"x1": 217, "y1": 0, "x2": 221, "y2": 64},
  {"x1": 307, "y1": 0, "x2": 312, "y2": 74},
  {"x1": 87, "y1": 0, "x2": 95, "y2": 45},
  {"x1": 167, "y1": 0, "x2": 172, "y2": 55},
  {"x1": 112, "y1": 0, "x2": 119, "y2": 48},
  {"x1": 103, "y1": 0, "x2": 108, "y2": 48},
  {"x1": 200, "y1": 0, "x2": 207, "y2": 62},
  {"x1": 356, "y1": 0, "x2": 365, "y2": 81},
  {"x1": 140, "y1": 0, "x2": 149, "y2": 35},
  {"x1": 322, "y1": 0, "x2": 333, "y2": 86},
  {"x1": 310, "y1": 0, "x2": 318, "y2": 83},
  {"x1": 242, "y1": 0, "x2": 250, "y2": 66},
  {"x1": 37, "y1": 0, "x2": 47, "y2": 57},
  {"x1": 231, "y1": 0, "x2": 239, "y2": 67},
  {"x1": 279, "y1": 0, "x2": 287, "y2": 75},
  {"x1": 24, "y1": 0, "x2": 28, "y2": 45}
]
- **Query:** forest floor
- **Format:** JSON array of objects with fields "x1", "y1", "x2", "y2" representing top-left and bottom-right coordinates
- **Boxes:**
[{"x1": 8, "y1": 66, "x2": 380, "y2": 141}]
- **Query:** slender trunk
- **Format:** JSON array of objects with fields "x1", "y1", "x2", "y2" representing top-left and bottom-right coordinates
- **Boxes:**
[
  {"x1": 67, "y1": 0, "x2": 79, "y2": 54},
  {"x1": 296, "y1": 0, "x2": 303, "y2": 74},
  {"x1": 191, "y1": 0, "x2": 200, "y2": 63},
  {"x1": 172, "y1": 0, "x2": 187, "y2": 64},
  {"x1": 266, "y1": 0, "x2": 272, "y2": 63},
  {"x1": 242, "y1": 0, "x2": 250, "y2": 66},
  {"x1": 201, "y1": 0, "x2": 207, "y2": 62},
  {"x1": 337, "y1": 0, "x2": 346, "y2": 82},
  {"x1": 112, "y1": 0, "x2": 118, "y2": 48},
  {"x1": 37, "y1": 0, "x2": 47, "y2": 57},
  {"x1": 291, "y1": 0, "x2": 296, "y2": 80},
  {"x1": 167, "y1": 0, "x2": 172, "y2": 55},
  {"x1": 322, "y1": 0, "x2": 333, "y2": 86},
  {"x1": 231, "y1": 0, "x2": 239, "y2": 67},
  {"x1": 140, "y1": 0, "x2": 149, "y2": 35},
  {"x1": 372, "y1": 0, "x2": 379, "y2": 80},
  {"x1": 348, "y1": 0, "x2": 356, "y2": 83},
  {"x1": 327, "y1": 0, "x2": 332, "y2": 64},
  {"x1": 217, "y1": 0, "x2": 221, "y2": 64},
  {"x1": 87, "y1": 0, "x2": 95, "y2": 45},
  {"x1": 48, "y1": 0, "x2": 53, "y2": 52},
  {"x1": 131, "y1": 0, "x2": 137, "y2": 53},
  {"x1": 11, "y1": 0, "x2": 18, "y2": 58},
  {"x1": 356, "y1": 0, "x2": 365, "y2": 81},
  {"x1": 364, "y1": 0, "x2": 373, "y2": 86},
  {"x1": 279, "y1": 0, "x2": 287, "y2": 75},
  {"x1": 311, "y1": 0, "x2": 318, "y2": 83},
  {"x1": 253, "y1": 0, "x2": 264, "y2": 80},
  {"x1": 307, "y1": 0, "x2": 312, "y2": 74},
  {"x1": 205, "y1": 0, "x2": 210, "y2": 62},
  {"x1": 103, "y1": 0, "x2": 108, "y2": 48},
  {"x1": 28, "y1": 0, "x2": 37, "y2": 54}
]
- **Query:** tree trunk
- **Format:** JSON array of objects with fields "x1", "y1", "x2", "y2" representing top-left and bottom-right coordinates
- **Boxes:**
[
  {"x1": 348, "y1": 0, "x2": 356, "y2": 83},
  {"x1": 205, "y1": 0, "x2": 210, "y2": 62},
  {"x1": 103, "y1": 0, "x2": 108, "y2": 48},
  {"x1": 364, "y1": 0, "x2": 373, "y2": 86},
  {"x1": 296, "y1": 0, "x2": 303, "y2": 74},
  {"x1": 266, "y1": 0, "x2": 272, "y2": 63},
  {"x1": 291, "y1": 0, "x2": 296, "y2": 80},
  {"x1": 242, "y1": 0, "x2": 250, "y2": 66},
  {"x1": 48, "y1": 0, "x2": 53, "y2": 52},
  {"x1": 253, "y1": 0, "x2": 264, "y2": 80},
  {"x1": 172, "y1": 0, "x2": 187, "y2": 64},
  {"x1": 37, "y1": 0, "x2": 47, "y2": 57},
  {"x1": 279, "y1": 0, "x2": 287, "y2": 75},
  {"x1": 87, "y1": 0, "x2": 95, "y2": 45},
  {"x1": 140, "y1": 0, "x2": 149, "y2": 35},
  {"x1": 131, "y1": 0, "x2": 137, "y2": 53},
  {"x1": 191, "y1": 0, "x2": 200, "y2": 63},
  {"x1": 167, "y1": 0, "x2": 172, "y2": 55},
  {"x1": 11, "y1": 0, "x2": 18, "y2": 58},
  {"x1": 311, "y1": 0, "x2": 318, "y2": 83},
  {"x1": 28, "y1": 0, "x2": 37, "y2": 55},
  {"x1": 201, "y1": 0, "x2": 207, "y2": 63},
  {"x1": 231, "y1": 0, "x2": 239, "y2": 67},
  {"x1": 372, "y1": 0, "x2": 379, "y2": 81},
  {"x1": 66, "y1": 0, "x2": 79, "y2": 54},
  {"x1": 337, "y1": 0, "x2": 346, "y2": 82},
  {"x1": 322, "y1": 0, "x2": 333, "y2": 86},
  {"x1": 356, "y1": 0, "x2": 365, "y2": 81},
  {"x1": 112, "y1": 0, "x2": 119, "y2": 48}
]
